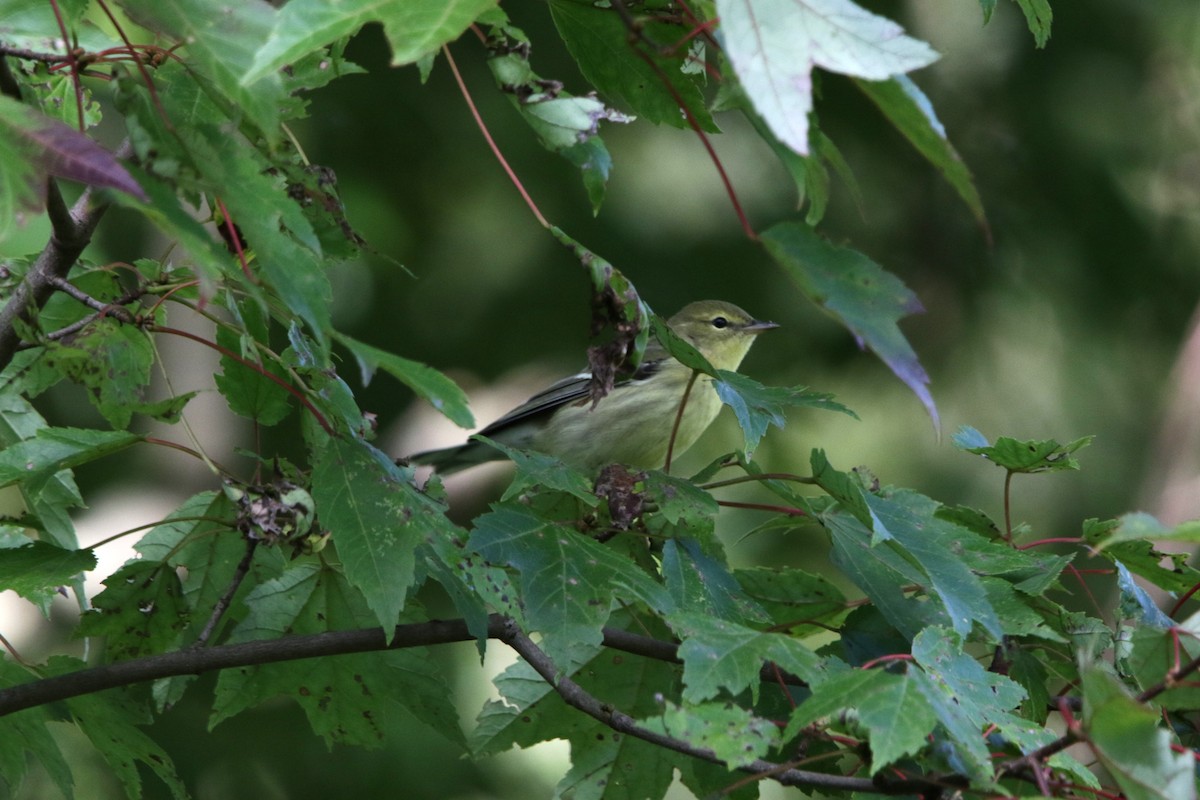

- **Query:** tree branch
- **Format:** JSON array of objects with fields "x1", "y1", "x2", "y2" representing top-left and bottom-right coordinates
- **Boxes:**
[
  {"x1": 497, "y1": 620, "x2": 950, "y2": 796},
  {"x1": 0, "y1": 165, "x2": 123, "y2": 371},
  {"x1": 0, "y1": 615, "x2": 812, "y2": 718}
]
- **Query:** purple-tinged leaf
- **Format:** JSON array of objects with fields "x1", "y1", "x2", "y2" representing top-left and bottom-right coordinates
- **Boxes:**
[{"x1": 762, "y1": 221, "x2": 938, "y2": 427}]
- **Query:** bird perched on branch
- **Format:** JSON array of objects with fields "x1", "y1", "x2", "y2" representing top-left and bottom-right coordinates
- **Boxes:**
[{"x1": 410, "y1": 300, "x2": 778, "y2": 474}]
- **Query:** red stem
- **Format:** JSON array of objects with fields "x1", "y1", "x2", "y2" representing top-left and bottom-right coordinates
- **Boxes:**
[
  {"x1": 442, "y1": 44, "x2": 549, "y2": 229},
  {"x1": 717, "y1": 500, "x2": 808, "y2": 517},
  {"x1": 46, "y1": 0, "x2": 84, "y2": 132},
  {"x1": 149, "y1": 325, "x2": 333, "y2": 435},
  {"x1": 859, "y1": 653, "x2": 914, "y2": 670},
  {"x1": 1170, "y1": 580, "x2": 1200, "y2": 618}
]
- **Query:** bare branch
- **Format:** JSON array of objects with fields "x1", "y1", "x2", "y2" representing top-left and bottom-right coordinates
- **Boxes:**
[{"x1": 0, "y1": 178, "x2": 117, "y2": 370}]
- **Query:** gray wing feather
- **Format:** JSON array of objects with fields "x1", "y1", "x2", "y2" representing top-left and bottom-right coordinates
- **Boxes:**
[{"x1": 409, "y1": 357, "x2": 666, "y2": 473}]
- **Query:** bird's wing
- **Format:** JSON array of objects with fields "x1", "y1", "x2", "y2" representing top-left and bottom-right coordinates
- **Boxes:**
[{"x1": 477, "y1": 356, "x2": 666, "y2": 437}]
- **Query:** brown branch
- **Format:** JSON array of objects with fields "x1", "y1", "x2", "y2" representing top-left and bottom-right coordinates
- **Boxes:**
[
  {"x1": 0, "y1": 183, "x2": 113, "y2": 370},
  {"x1": 0, "y1": 616, "x2": 813, "y2": 719},
  {"x1": 193, "y1": 538, "x2": 258, "y2": 646},
  {"x1": 0, "y1": 44, "x2": 69, "y2": 63},
  {"x1": 498, "y1": 621, "x2": 948, "y2": 796},
  {"x1": 0, "y1": 617, "x2": 497, "y2": 717},
  {"x1": 0, "y1": 131, "x2": 131, "y2": 371}
]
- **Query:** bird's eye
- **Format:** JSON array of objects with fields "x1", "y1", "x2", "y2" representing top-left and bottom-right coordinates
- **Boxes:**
[{"x1": 711, "y1": 316, "x2": 728, "y2": 329}]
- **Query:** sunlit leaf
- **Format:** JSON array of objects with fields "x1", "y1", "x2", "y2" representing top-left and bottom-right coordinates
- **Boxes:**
[
  {"x1": 244, "y1": 0, "x2": 498, "y2": 83},
  {"x1": 719, "y1": 0, "x2": 937, "y2": 154}
]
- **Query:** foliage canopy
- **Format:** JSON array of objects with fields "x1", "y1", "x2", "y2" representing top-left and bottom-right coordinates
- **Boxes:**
[{"x1": 2, "y1": 1, "x2": 1199, "y2": 799}]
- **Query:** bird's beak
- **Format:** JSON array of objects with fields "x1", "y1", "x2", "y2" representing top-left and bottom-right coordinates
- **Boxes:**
[{"x1": 743, "y1": 319, "x2": 780, "y2": 334}]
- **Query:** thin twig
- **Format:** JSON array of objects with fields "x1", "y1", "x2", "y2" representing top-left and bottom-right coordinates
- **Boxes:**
[
  {"x1": 0, "y1": 44, "x2": 69, "y2": 63},
  {"x1": 0, "y1": 172, "x2": 118, "y2": 370},
  {"x1": 194, "y1": 539, "x2": 257, "y2": 646},
  {"x1": 700, "y1": 472, "x2": 816, "y2": 490},
  {"x1": 147, "y1": 324, "x2": 334, "y2": 435},
  {"x1": 45, "y1": 275, "x2": 135, "y2": 320},
  {"x1": 664, "y1": 371, "x2": 700, "y2": 474},
  {"x1": 443, "y1": 43, "x2": 549, "y2": 229}
]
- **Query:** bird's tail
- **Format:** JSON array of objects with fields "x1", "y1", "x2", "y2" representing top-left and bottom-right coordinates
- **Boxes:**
[{"x1": 406, "y1": 439, "x2": 504, "y2": 475}]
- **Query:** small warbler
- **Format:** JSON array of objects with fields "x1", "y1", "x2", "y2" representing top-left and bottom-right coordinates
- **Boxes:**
[{"x1": 411, "y1": 300, "x2": 778, "y2": 474}]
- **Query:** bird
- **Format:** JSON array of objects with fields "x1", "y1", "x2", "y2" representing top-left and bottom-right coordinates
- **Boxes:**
[{"x1": 409, "y1": 300, "x2": 778, "y2": 475}]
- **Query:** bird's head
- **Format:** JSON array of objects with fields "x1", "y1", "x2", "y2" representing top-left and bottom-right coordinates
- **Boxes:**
[{"x1": 668, "y1": 300, "x2": 779, "y2": 372}]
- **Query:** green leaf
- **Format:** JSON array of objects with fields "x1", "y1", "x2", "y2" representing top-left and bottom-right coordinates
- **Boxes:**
[
  {"x1": 978, "y1": 0, "x2": 998, "y2": 23},
  {"x1": 25, "y1": 64, "x2": 103, "y2": 129},
  {"x1": 548, "y1": 0, "x2": 718, "y2": 132},
  {"x1": 662, "y1": 539, "x2": 769, "y2": 624},
  {"x1": 0, "y1": 427, "x2": 141, "y2": 493},
  {"x1": 651, "y1": 314, "x2": 716, "y2": 376},
  {"x1": 911, "y1": 627, "x2": 1048, "y2": 780},
  {"x1": 312, "y1": 437, "x2": 457, "y2": 635},
  {"x1": 244, "y1": 0, "x2": 499, "y2": 83},
  {"x1": 1115, "y1": 561, "x2": 1175, "y2": 629},
  {"x1": 557, "y1": 641, "x2": 681, "y2": 799},
  {"x1": 43, "y1": 320, "x2": 154, "y2": 429},
  {"x1": 118, "y1": 0, "x2": 289, "y2": 140},
  {"x1": 1082, "y1": 664, "x2": 1193, "y2": 800},
  {"x1": 786, "y1": 669, "x2": 934, "y2": 772},
  {"x1": 334, "y1": 331, "x2": 474, "y2": 428},
  {"x1": 473, "y1": 436, "x2": 598, "y2": 505},
  {"x1": 129, "y1": 391, "x2": 198, "y2": 424},
  {"x1": 955, "y1": 428, "x2": 1093, "y2": 473},
  {"x1": 78, "y1": 560, "x2": 190, "y2": 659},
  {"x1": 1120, "y1": 618, "x2": 1200, "y2": 712},
  {"x1": 485, "y1": 17, "x2": 631, "y2": 209},
  {"x1": 1091, "y1": 511, "x2": 1200, "y2": 551},
  {"x1": 824, "y1": 508, "x2": 949, "y2": 638},
  {"x1": 718, "y1": 0, "x2": 937, "y2": 154},
  {"x1": 866, "y1": 490, "x2": 1004, "y2": 640},
  {"x1": 473, "y1": 638, "x2": 679, "y2": 798},
  {"x1": 734, "y1": 566, "x2": 848, "y2": 631},
  {"x1": 855, "y1": 76, "x2": 986, "y2": 229},
  {"x1": 0, "y1": 394, "x2": 83, "y2": 550},
  {"x1": 762, "y1": 222, "x2": 938, "y2": 426},
  {"x1": 215, "y1": 306, "x2": 292, "y2": 426},
  {"x1": 671, "y1": 612, "x2": 825, "y2": 703},
  {"x1": 0, "y1": 539, "x2": 95, "y2": 612},
  {"x1": 472, "y1": 646, "x2": 596, "y2": 755},
  {"x1": 810, "y1": 449, "x2": 878, "y2": 534},
  {"x1": 0, "y1": 658, "x2": 75, "y2": 799},
  {"x1": 469, "y1": 505, "x2": 672, "y2": 667},
  {"x1": 642, "y1": 470, "x2": 720, "y2": 528},
  {"x1": 134, "y1": 491, "x2": 264, "y2": 650},
  {"x1": 715, "y1": 370, "x2": 855, "y2": 456},
  {"x1": 560, "y1": 138, "x2": 613, "y2": 215},
  {"x1": 1014, "y1": 0, "x2": 1052, "y2": 47},
  {"x1": 109, "y1": 166, "x2": 230, "y2": 293},
  {"x1": 204, "y1": 138, "x2": 333, "y2": 346},
  {"x1": 641, "y1": 701, "x2": 779, "y2": 769},
  {"x1": 64, "y1": 685, "x2": 188, "y2": 799},
  {"x1": 212, "y1": 563, "x2": 465, "y2": 748},
  {"x1": 1082, "y1": 517, "x2": 1200, "y2": 595}
]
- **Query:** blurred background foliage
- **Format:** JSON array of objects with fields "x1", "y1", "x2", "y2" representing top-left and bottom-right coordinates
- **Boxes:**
[{"x1": 8, "y1": 0, "x2": 1200, "y2": 797}]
